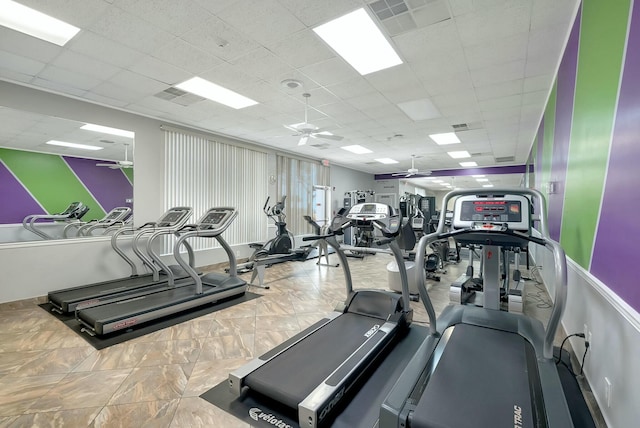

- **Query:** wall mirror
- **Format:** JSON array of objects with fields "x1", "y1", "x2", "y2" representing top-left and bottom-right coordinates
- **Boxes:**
[{"x1": 0, "y1": 106, "x2": 134, "y2": 244}]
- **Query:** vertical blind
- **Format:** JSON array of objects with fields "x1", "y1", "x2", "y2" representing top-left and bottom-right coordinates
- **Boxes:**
[
  {"x1": 164, "y1": 129, "x2": 268, "y2": 253},
  {"x1": 276, "y1": 154, "x2": 330, "y2": 236}
]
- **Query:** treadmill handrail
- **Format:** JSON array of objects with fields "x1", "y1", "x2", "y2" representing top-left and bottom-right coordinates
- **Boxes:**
[
  {"x1": 173, "y1": 208, "x2": 239, "y2": 294},
  {"x1": 145, "y1": 228, "x2": 196, "y2": 285}
]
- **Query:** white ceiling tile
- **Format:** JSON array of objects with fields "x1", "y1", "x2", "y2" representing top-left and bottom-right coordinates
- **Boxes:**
[
  {"x1": 18, "y1": 0, "x2": 110, "y2": 27},
  {"x1": 0, "y1": 51, "x2": 45, "y2": 76},
  {"x1": 88, "y1": 81, "x2": 147, "y2": 104},
  {"x1": 87, "y1": 5, "x2": 174, "y2": 53},
  {"x1": 83, "y1": 91, "x2": 131, "y2": 108},
  {"x1": 38, "y1": 65, "x2": 102, "y2": 91},
  {"x1": 150, "y1": 38, "x2": 223, "y2": 75},
  {"x1": 265, "y1": 29, "x2": 336, "y2": 70},
  {"x1": 108, "y1": 70, "x2": 168, "y2": 95},
  {"x1": 200, "y1": 62, "x2": 261, "y2": 93},
  {"x1": 113, "y1": 0, "x2": 212, "y2": 37},
  {"x1": 51, "y1": 50, "x2": 121, "y2": 81},
  {"x1": 419, "y1": 71, "x2": 474, "y2": 96},
  {"x1": 479, "y1": 94, "x2": 522, "y2": 111},
  {"x1": 523, "y1": 90, "x2": 549, "y2": 106},
  {"x1": 531, "y1": 0, "x2": 579, "y2": 30},
  {"x1": 215, "y1": 0, "x2": 306, "y2": 45},
  {"x1": 432, "y1": 90, "x2": 478, "y2": 109},
  {"x1": 410, "y1": 49, "x2": 468, "y2": 79},
  {"x1": 393, "y1": 20, "x2": 462, "y2": 61},
  {"x1": 474, "y1": 79, "x2": 523, "y2": 101},
  {"x1": 180, "y1": 15, "x2": 260, "y2": 63},
  {"x1": 129, "y1": 56, "x2": 190, "y2": 86},
  {"x1": 0, "y1": 28, "x2": 63, "y2": 63},
  {"x1": 68, "y1": 31, "x2": 141, "y2": 69},
  {"x1": 470, "y1": 59, "x2": 525, "y2": 87},
  {"x1": 525, "y1": 54, "x2": 559, "y2": 78},
  {"x1": 305, "y1": 87, "x2": 341, "y2": 107},
  {"x1": 325, "y1": 78, "x2": 376, "y2": 101},
  {"x1": 30, "y1": 77, "x2": 87, "y2": 97},
  {"x1": 455, "y1": 3, "x2": 531, "y2": 46},
  {"x1": 346, "y1": 92, "x2": 389, "y2": 110},
  {"x1": 298, "y1": 57, "x2": 361, "y2": 87},
  {"x1": 482, "y1": 105, "x2": 521, "y2": 121},
  {"x1": 278, "y1": 0, "x2": 362, "y2": 27},
  {"x1": 524, "y1": 74, "x2": 553, "y2": 92},
  {"x1": 463, "y1": 34, "x2": 528, "y2": 70},
  {"x1": 230, "y1": 47, "x2": 294, "y2": 83}
]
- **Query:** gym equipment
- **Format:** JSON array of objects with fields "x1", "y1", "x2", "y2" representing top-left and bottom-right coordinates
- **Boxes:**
[
  {"x1": 236, "y1": 196, "x2": 319, "y2": 288},
  {"x1": 63, "y1": 206, "x2": 131, "y2": 238},
  {"x1": 303, "y1": 215, "x2": 338, "y2": 267},
  {"x1": 75, "y1": 207, "x2": 246, "y2": 336},
  {"x1": 380, "y1": 188, "x2": 573, "y2": 428},
  {"x1": 229, "y1": 202, "x2": 413, "y2": 428},
  {"x1": 47, "y1": 207, "x2": 194, "y2": 313},
  {"x1": 22, "y1": 202, "x2": 90, "y2": 240}
]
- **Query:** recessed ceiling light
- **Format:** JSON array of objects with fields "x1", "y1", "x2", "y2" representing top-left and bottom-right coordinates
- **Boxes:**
[
  {"x1": 447, "y1": 150, "x2": 471, "y2": 159},
  {"x1": 175, "y1": 77, "x2": 258, "y2": 109},
  {"x1": 341, "y1": 145, "x2": 372, "y2": 154},
  {"x1": 397, "y1": 98, "x2": 441, "y2": 121},
  {"x1": 0, "y1": 0, "x2": 80, "y2": 46},
  {"x1": 81, "y1": 124, "x2": 135, "y2": 139},
  {"x1": 46, "y1": 140, "x2": 103, "y2": 151},
  {"x1": 476, "y1": 178, "x2": 489, "y2": 182},
  {"x1": 472, "y1": 175, "x2": 485, "y2": 178},
  {"x1": 375, "y1": 158, "x2": 398, "y2": 164},
  {"x1": 482, "y1": 184, "x2": 494, "y2": 188},
  {"x1": 429, "y1": 132, "x2": 460, "y2": 145},
  {"x1": 432, "y1": 179, "x2": 444, "y2": 183},
  {"x1": 422, "y1": 177, "x2": 435, "y2": 180},
  {"x1": 459, "y1": 161, "x2": 478, "y2": 167},
  {"x1": 313, "y1": 8, "x2": 402, "y2": 75}
]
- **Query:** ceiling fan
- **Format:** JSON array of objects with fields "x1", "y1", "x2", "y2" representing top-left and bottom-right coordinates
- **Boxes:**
[
  {"x1": 96, "y1": 143, "x2": 133, "y2": 169},
  {"x1": 392, "y1": 154, "x2": 432, "y2": 178},
  {"x1": 284, "y1": 93, "x2": 344, "y2": 146}
]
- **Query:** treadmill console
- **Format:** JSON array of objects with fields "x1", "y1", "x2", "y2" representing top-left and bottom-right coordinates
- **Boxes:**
[
  {"x1": 100, "y1": 207, "x2": 130, "y2": 223},
  {"x1": 198, "y1": 208, "x2": 235, "y2": 231},
  {"x1": 452, "y1": 195, "x2": 530, "y2": 231},
  {"x1": 346, "y1": 202, "x2": 401, "y2": 237},
  {"x1": 156, "y1": 207, "x2": 192, "y2": 227}
]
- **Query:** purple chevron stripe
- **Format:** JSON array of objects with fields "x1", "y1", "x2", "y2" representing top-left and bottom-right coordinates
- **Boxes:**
[
  {"x1": 63, "y1": 156, "x2": 133, "y2": 213},
  {"x1": 591, "y1": 1, "x2": 640, "y2": 311},
  {"x1": 0, "y1": 161, "x2": 45, "y2": 223}
]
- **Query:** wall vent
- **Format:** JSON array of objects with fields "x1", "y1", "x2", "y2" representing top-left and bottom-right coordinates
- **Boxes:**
[
  {"x1": 452, "y1": 121, "x2": 483, "y2": 132},
  {"x1": 368, "y1": 0, "x2": 451, "y2": 37}
]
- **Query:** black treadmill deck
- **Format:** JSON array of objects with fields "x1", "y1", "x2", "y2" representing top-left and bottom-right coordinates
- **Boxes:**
[{"x1": 411, "y1": 323, "x2": 543, "y2": 428}]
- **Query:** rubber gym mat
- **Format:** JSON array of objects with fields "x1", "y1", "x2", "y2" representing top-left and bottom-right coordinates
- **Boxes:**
[
  {"x1": 200, "y1": 324, "x2": 429, "y2": 428},
  {"x1": 39, "y1": 292, "x2": 261, "y2": 350},
  {"x1": 555, "y1": 346, "x2": 596, "y2": 428}
]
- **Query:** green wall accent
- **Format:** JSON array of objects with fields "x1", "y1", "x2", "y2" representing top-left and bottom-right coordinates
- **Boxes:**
[
  {"x1": 560, "y1": 0, "x2": 630, "y2": 268},
  {"x1": 541, "y1": 79, "x2": 557, "y2": 197},
  {"x1": 0, "y1": 148, "x2": 105, "y2": 220},
  {"x1": 122, "y1": 167, "x2": 134, "y2": 184}
]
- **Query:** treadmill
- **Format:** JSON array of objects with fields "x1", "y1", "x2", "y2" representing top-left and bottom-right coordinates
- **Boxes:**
[
  {"x1": 75, "y1": 207, "x2": 247, "y2": 336},
  {"x1": 380, "y1": 188, "x2": 574, "y2": 428},
  {"x1": 229, "y1": 202, "x2": 413, "y2": 428},
  {"x1": 23, "y1": 201, "x2": 90, "y2": 240},
  {"x1": 63, "y1": 206, "x2": 131, "y2": 237},
  {"x1": 47, "y1": 206, "x2": 194, "y2": 313}
]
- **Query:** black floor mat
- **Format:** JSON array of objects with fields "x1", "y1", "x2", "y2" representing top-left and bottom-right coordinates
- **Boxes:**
[
  {"x1": 200, "y1": 324, "x2": 428, "y2": 428},
  {"x1": 555, "y1": 346, "x2": 596, "y2": 428},
  {"x1": 39, "y1": 292, "x2": 261, "y2": 350}
]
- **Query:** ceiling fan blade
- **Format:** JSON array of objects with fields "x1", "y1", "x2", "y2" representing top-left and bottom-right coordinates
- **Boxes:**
[
  {"x1": 283, "y1": 124, "x2": 300, "y2": 134},
  {"x1": 313, "y1": 133, "x2": 344, "y2": 141},
  {"x1": 298, "y1": 135, "x2": 310, "y2": 146},
  {"x1": 96, "y1": 163, "x2": 115, "y2": 168}
]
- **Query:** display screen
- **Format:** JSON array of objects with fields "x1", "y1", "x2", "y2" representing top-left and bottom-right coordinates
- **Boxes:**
[
  {"x1": 460, "y1": 200, "x2": 522, "y2": 223},
  {"x1": 360, "y1": 204, "x2": 377, "y2": 214},
  {"x1": 104, "y1": 211, "x2": 123, "y2": 221},
  {"x1": 202, "y1": 211, "x2": 227, "y2": 226},
  {"x1": 160, "y1": 210, "x2": 187, "y2": 224}
]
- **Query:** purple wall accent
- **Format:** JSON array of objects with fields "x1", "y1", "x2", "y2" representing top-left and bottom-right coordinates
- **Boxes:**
[
  {"x1": 0, "y1": 161, "x2": 45, "y2": 223},
  {"x1": 535, "y1": 119, "x2": 545, "y2": 191},
  {"x1": 548, "y1": 6, "x2": 581, "y2": 241},
  {"x1": 591, "y1": 1, "x2": 640, "y2": 312},
  {"x1": 63, "y1": 157, "x2": 133, "y2": 213},
  {"x1": 374, "y1": 164, "x2": 526, "y2": 181}
]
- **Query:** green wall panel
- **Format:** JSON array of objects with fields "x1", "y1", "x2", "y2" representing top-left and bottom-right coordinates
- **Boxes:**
[
  {"x1": 122, "y1": 167, "x2": 134, "y2": 184},
  {"x1": 541, "y1": 79, "x2": 557, "y2": 196},
  {"x1": 560, "y1": 0, "x2": 630, "y2": 268},
  {"x1": 0, "y1": 148, "x2": 105, "y2": 220}
]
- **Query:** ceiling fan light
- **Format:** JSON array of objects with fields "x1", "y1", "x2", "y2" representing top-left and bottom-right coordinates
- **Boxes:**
[{"x1": 298, "y1": 135, "x2": 310, "y2": 146}]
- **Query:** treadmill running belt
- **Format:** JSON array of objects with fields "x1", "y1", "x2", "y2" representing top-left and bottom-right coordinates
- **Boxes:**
[
  {"x1": 245, "y1": 313, "x2": 383, "y2": 409},
  {"x1": 411, "y1": 323, "x2": 540, "y2": 428}
]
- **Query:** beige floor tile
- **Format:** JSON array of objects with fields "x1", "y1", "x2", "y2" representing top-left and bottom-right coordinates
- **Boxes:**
[
  {"x1": 108, "y1": 365, "x2": 192, "y2": 405},
  {"x1": 136, "y1": 340, "x2": 202, "y2": 367},
  {"x1": 182, "y1": 358, "x2": 250, "y2": 397},
  {"x1": 199, "y1": 335, "x2": 254, "y2": 361},
  {"x1": 169, "y1": 397, "x2": 249, "y2": 428},
  {"x1": 73, "y1": 342, "x2": 153, "y2": 372},
  {"x1": 0, "y1": 347, "x2": 94, "y2": 377},
  {"x1": 90, "y1": 399, "x2": 179, "y2": 428},
  {"x1": 208, "y1": 317, "x2": 256, "y2": 337},
  {"x1": 0, "y1": 374, "x2": 67, "y2": 415},
  {"x1": 0, "y1": 407, "x2": 102, "y2": 427}
]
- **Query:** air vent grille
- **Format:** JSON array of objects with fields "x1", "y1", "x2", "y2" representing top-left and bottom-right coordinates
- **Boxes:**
[
  {"x1": 452, "y1": 121, "x2": 483, "y2": 132},
  {"x1": 154, "y1": 87, "x2": 206, "y2": 106},
  {"x1": 368, "y1": 0, "x2": 450, "y2": 37},
  {"x1": 495, "y1": 156, "x2": 515, "y2": 163}
]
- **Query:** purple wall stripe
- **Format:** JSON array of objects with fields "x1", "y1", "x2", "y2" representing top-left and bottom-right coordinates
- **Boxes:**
[
  {"x1": 63, "y1": 157, "x2": 133, "y2": 213},
  {"x1": 0, "y1": 161, "x2": 45, "y2": 223},
  {"x1": 374, "y1": 164, "x2": 526, "y2": 181},
  {"x1": 591, "y1": 1, "x2": 640, "y2": 311},
  {"x1": 535, "y1": 119, "x2": 545, "y2": 191},
  {"x1": 549, "y1": 6, "x2": 581, "y2": 242}
]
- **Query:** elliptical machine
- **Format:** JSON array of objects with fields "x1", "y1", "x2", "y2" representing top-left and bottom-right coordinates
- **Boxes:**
[{"x1": 249, "y1": 196, "x2": 294, "y2": 258}]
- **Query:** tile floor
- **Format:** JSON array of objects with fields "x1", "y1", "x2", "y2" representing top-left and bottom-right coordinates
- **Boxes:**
[{"x1": 0, "y1": 251, "x2": 604, "y2": 427}]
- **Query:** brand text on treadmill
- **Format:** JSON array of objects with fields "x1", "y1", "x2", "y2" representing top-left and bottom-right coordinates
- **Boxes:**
[
  {"x1": 364, "y1": 324, "x2": 380, "y2": 338},
  {"x1": 249, "y1": 408, "x2": 292, "y2": 428},
  {"x1": 513, "y1": 405, "x2": 523, "y2": 427}
]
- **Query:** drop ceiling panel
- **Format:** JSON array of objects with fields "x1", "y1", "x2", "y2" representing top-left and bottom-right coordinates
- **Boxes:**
[
  {"x1": 419, "y1": 71, "x2": 474, "y2": 96},
  {"x1": 278, "y1": 0, "x2": 362, "y2": 27},
  {"x1": 479, "y1": 94, "x2": 523, "y2": 111},
  {"x1": 38, "y1": 65, "x2": 102, "y2": 91},
  {"x1": 264, "y1": 29, "x2": 336, "y2": 70},
  {"x1": 0, "y1": 28, "x2": 62, "y2": 63},
  {"x1": 455, "y1": 3, "x2": 531, "y2": 46},
  {"x1": 129, "y1": 56, "x2": 190, "y2": 85},
  {"x1": 150, "y1": 37, "x2": 224, "y2": 75},
  {"x1": 113, "y1": 0, "x2": 212, "y2": 37},
  {"x1": 298, "y1": 57, "x2": 361, "y2": 88},
  {"x1": 470, "y1": 59, "x2": 525, "y2": 87},
  {"x1": 230, "y1": 47, "x2": 294, "y2": 83},
  {"x1": 524, "y1": 74, "x2": 553, "y2": 92},
  {"x1": 474, "y1": 79, "x2": 523, "y2": 101},
  {"x1": 463, "y1": 34, "x2": 529, "y2": 70},
  {"x1": 19, "y1": 0, "x2": 109, "y2": 28},
  {"x1": 51, "y1": 50, "x2": 121, "y2": 82},
  {"x1": 0, "y1": 51, "x2": 45, "y2": 76},
  {"x1": 68, "y1": 31, "x2": 141, "y2": 69}
]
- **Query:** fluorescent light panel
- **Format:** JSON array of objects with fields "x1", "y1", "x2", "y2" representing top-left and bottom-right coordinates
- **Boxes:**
[
  {"x1": 459, "y1": 161, "x2": 478, "y2": 167},
  {"x1": 375, "y1": 158, "x2": 398, "y2": 164},
  {"x1": 46, "y1": 140, "x2": 103, "y2": 151},
  {"x1": 472, "y1": 175, "x2": 485, "y2": 178},
  {"x1": 81, "y1": 124, "x2": 134, "y2": 139},
  {"x1": 476, "y1": 178, "x2": 489, "y2": 182},
  {"x1": 0, "y1": 0, "x2": 80, "y2": 46},
  {"x1": 432, "y1": 179, "x2": 444, "y2": 183},
  {"x1": 447, "y1": 150, "x2": 471, "y2": 159},
  {"x1": 175, "y1": 77, "x2": 258, "y2": 109},
  {"x1": 313, "y1": 8, "x2": 402, "y2": 75},
  {"x1": 341, "y1": 145, "x2": 372, "y2": 154},
  {"x1": 482, "y1": 184, "x2": 494, "y2": 188},
  {"x1": 429, "y1": 132, "x2": 460, "y2": 145}
]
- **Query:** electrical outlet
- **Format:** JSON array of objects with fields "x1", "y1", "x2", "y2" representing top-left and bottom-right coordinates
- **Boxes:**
[{"x1": 604, "y1": 377, "x2": 612, "y2": 407}]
